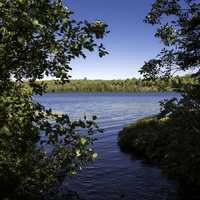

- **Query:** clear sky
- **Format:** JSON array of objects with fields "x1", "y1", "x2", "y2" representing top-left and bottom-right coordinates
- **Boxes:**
[{"x1": 64, "y1": 0, "x2": 163, "y2": 80}]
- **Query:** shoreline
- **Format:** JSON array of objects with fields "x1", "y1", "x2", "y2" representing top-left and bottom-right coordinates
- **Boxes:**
[{"x1": 118, "y1": 115, "x2": 200, "y2": 199}]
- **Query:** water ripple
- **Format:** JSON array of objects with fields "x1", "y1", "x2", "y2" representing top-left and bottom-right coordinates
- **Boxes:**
[{"x1": 36, "y1": 92, "x2": 179, "y2": 200}]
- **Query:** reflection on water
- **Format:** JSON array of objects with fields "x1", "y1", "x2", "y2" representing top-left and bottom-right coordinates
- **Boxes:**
[{"x1": 36, "y1": 92, "x2": 178, "y2": 200}]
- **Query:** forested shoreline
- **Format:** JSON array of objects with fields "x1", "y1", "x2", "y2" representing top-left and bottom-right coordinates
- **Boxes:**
[{"x1": 39, "y1": 76, "x2": 196, "y2": 92}]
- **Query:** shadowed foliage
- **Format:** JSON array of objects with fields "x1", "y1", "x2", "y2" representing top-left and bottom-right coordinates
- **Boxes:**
[
  {"x1": 0, "y1": 0, "x2": 108, "y2": 199},
  {"x1": 119, "y1": 0, "x2": 200, "y2": 198}
]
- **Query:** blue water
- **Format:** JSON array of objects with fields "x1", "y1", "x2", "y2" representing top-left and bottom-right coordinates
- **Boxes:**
[{"x1": 36, "y1": 92, "x2": 179, "y2": 200}]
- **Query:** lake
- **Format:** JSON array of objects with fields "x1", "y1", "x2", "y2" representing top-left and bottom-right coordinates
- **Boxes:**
[{"x1": 36, "y1": 92, "x2": 178, "y2": 200}]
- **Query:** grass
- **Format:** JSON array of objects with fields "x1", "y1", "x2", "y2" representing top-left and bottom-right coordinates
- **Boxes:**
[
  {"x1": 118, "y1": 115, "x2": 200, "y2": 199},
  {"x1": 118, "y1": 115, "x2": 170, "y2": 160}
]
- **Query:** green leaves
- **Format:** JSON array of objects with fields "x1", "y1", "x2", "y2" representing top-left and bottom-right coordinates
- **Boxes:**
[
  {"x1": 155, "y1": 24, "x2": 177, "y2": 46},
  {"x1": 17, "y1": 36, "x2": 25, "y2": 44},
  {"x1": 144, "y1": 0, "x2": 181, "y2": 25},
  {"x1": 142, "y1": 0, "x2": 200, "y2": 79},
  {"x1": 0, "y1": 84, "x2": 103, "y2": 199},
  {"x1": 31, "y1": 19, "x2": 40, "y2": 27},
  {"x1": 0, "y1": 0, "x2": 109, "y2": 94},
  {"x1": 87, "y1": 20, "x2": 109, "y2": 39},
  {"x1": 137, "y1": 0, "x2": 200, "y2": 194},
  {"x1": 0, "y1": 126, "x2": 11, "y2": 136},
  {"x1": 0, "y1": 0, "x2": 108, "y2": 199},
  {"x1": 80, "y1": 137, "x2": 87, "y2": 145}
]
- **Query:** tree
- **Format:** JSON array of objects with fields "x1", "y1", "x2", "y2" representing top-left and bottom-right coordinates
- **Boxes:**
[
  {"x1": 140, "y1": 0, "x2": 200, "y2": 125},
  {"x1": 140, "y1": 0, "x2": 199, "y2": 80},
  {"x1": 140, "y1": 0, "x2": 200, "y2": 191},
  {"x1": 0, "y1": 0, "x2": 108, "y2": 199}
]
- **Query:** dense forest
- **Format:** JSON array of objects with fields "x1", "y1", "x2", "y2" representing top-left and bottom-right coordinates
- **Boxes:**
[{"x1": 40, "y1": 76, "x2": 196, "y2": 92}]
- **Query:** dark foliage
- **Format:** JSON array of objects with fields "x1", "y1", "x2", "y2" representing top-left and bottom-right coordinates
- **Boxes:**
[
  {"x1": 119, "y1": 0, "x2": 200, "y2": 197},
  {"x1": 0, "y1": 0, "x2": 108, "y2": 199}
]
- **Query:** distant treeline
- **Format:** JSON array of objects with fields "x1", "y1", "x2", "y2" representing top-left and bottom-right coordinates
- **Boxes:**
[{"x1": 38, "y1": 76, "x2": 196, "y2": 92}]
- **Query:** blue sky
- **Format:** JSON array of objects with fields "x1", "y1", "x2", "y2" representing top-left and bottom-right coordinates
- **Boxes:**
[{"x1": 64, "y1": 0, "x2": 163, "y2": 80}]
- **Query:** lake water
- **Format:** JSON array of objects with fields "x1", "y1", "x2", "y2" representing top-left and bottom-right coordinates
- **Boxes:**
[{"x1": 36, "y1": 92, "x2": 179, "y2": 200}]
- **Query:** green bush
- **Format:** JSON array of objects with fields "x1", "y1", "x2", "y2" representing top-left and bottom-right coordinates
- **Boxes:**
[
  {"x1": 118, "y1": 113, "x2": 200, "y2": 195},
  {"x1": 0, "y1": 0, "x2": 108, "y2": 199}
]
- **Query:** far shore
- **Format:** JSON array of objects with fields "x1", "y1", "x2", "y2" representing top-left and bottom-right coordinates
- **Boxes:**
[{"x1": 31, "y1": 76, "x2": 194, "y2": 93}]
